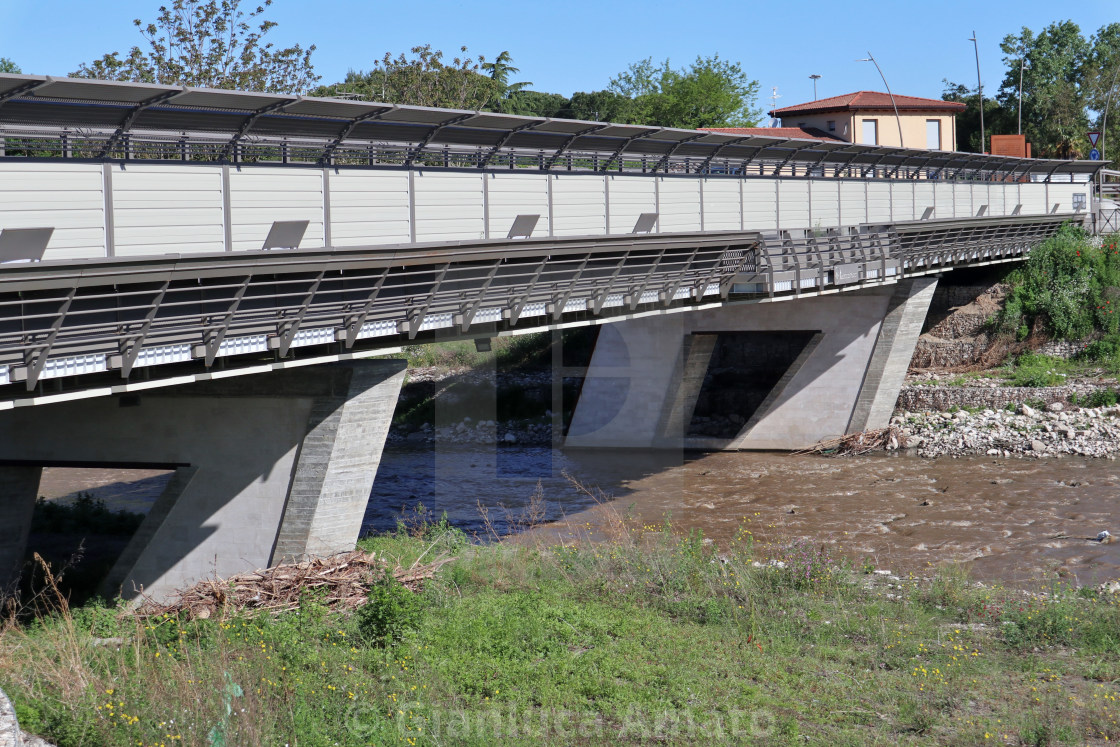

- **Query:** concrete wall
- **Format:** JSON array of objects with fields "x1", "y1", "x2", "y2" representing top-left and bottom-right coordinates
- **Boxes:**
[
  {"x1": 0, "y1": 360, "x2": 405, "y2": 601},
  {"x1": 566, "y1": 279, "x2": 937, "y2": 451}
]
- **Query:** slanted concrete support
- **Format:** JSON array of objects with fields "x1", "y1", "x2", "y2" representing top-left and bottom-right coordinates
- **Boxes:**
[
  {"x1": 566, "y1": 278, "x2": 938, "y2": 451},
  {"x1": 0, "y1": 466, "x2": 42, "y2": 592},
  {"x1": 0, "y1": 360, "x2": 405, "y2": 602}
]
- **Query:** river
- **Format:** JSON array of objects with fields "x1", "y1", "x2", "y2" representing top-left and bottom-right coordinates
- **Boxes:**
[{"x1": 39, "y1": 446, "x2": 1120, "y2": 589}]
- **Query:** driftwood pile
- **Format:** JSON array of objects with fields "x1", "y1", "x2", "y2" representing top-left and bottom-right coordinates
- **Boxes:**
[
  {"x1": 795, "y1": 425, "x2": 908, "y2": 457},
  {"x1": 136, "y1": 550, "x2": 450, "y2": 620}
]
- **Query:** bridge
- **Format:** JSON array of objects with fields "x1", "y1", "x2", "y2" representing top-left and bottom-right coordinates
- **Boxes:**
[{"x1": 0, "y1": 73, "x2": 1105, "y2": 600}]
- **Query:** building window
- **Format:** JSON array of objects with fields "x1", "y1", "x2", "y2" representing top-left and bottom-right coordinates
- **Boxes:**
[
  {"x1": 861, "y1": 119, "x2": 878, "y2": 145},
  {"x1": 827, "y1": 120, "x2": 836, "y2": 132},
  {"x1": 926, "y1": 119, "x2": 941, "y2": 150}
]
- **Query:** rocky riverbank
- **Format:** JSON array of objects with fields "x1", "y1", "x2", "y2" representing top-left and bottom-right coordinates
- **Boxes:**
[{"x1": 894, "y1": 401, "x2": 1120, "y2": 459}]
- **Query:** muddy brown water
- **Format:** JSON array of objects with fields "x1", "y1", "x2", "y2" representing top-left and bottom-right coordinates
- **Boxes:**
[{"x1": 37, "y1": 449, "x2": 1120, "y2": 589}]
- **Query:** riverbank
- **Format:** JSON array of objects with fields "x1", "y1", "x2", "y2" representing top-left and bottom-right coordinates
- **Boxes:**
[{"x1": 3, "y1": 520, "x2": 1120, "y2": 746}]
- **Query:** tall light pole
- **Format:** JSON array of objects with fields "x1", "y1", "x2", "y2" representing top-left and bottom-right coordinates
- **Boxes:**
[
  {"x1": 809, "y1": 74, "x2": 821, "y2": 100},
  {"x1": 1018, "y1": 43, "x2": 1027, "y2": 136},
  {"x1": 857, "y1": 53, "x2": 903, "y2": 147},
  {"x1": 969, "y1": 31, "x2": 985, "y2": 153}
]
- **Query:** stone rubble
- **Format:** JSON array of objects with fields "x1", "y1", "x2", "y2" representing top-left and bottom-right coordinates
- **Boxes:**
[{"x1": 893, "y1": 403, "x2": 1120, "y2": 459}]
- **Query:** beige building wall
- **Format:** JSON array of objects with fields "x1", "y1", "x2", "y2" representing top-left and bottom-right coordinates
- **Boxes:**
[{"x1": 782, "y1": 111, "x2": 957, "y2": 150}]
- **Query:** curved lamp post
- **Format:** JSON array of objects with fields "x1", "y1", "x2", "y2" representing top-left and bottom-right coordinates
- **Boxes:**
[
  {"x1": 1101, "y1": 59, "x2": 1120, "y2": 161},
  {"x1": 857, "y1": 53, "x2": 904, "y2": 147},
  {"x1": 969, "y1": 32, "x2": 985, "y2": 153}
]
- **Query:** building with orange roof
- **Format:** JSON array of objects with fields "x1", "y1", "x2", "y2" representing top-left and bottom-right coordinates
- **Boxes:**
[{"x1": 766, "y1": 91, "x2": 965, "y2": 150}]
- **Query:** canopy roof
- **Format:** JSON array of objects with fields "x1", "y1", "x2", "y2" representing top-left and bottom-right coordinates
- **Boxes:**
[{"x1": 0, "y1": 74, "x2": 1105, "y2": 179}]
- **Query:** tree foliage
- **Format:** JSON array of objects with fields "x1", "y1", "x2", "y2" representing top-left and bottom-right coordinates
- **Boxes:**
[
  {"x1": 72, "y1": 0, "x2": 318, "y2": 94},
  {"x1": 312, "y1": 45, "x2": 497, "y2": 110},
  {"x1": 609, "y1": 55, "x2": 762, "y2": 128},
  {"x1": 943, "y1": 20, "x2": 1120, "y2": 157},
  {"x1": 0, "y1": 58, "x2": 20, "y2": 74}
]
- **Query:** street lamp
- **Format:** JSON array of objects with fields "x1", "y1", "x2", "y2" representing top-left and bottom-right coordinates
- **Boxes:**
[
  {"x1": 856, "y1": 53, "x2": 903, "y2": 147},
  {"x1": 969, "y1": 31, "x2": 985, "y2": 153},
  {"x1": 809, "y1": 74, "x2": 821, "y2": 101}
]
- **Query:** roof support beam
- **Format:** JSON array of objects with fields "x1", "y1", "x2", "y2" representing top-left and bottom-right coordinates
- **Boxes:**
[
  {"x1": 0, "y1": 79, "x2": 48, "y2": 108},
  {"x1": 600, "y1": 130, "x2": 661, "y2": 172},
  {"x1": 479, "y1": 120, "x2": 541, "y2": 168},
  {"x1": 651, "y1": 133, "x2": 707, "y2": 172},
  {"x1": 543, "y1": 124, "x2": 610, "y2": 170},
  {"x1": 99, "y1": 89, "x2": 182, "y2": 159},
  {"x1": 404, "y1": 113, "x2": 475, "y2": 167},
  {"x1": 219, "y1": 99, "x2": 294, "y2": 162},
  {"x1": 319, "y1": 106, "x2": 395, "y2": 165},
  {"x1": 696, "y1": 136, "x2": 751, "y2": 173}
]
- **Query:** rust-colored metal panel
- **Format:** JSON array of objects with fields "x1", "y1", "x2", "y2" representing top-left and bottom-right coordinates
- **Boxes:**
[{"x1": 991, "y1": 135, "x2": 1027, "y2": 158}]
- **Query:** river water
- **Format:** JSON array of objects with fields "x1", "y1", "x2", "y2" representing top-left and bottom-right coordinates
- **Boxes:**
[{"x1": 39, "y1": 446, "x2": 1120, "y2": 589}]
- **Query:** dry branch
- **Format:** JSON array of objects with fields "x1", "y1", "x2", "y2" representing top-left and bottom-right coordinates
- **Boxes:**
[
  {"x1": 794, "y1": 425, "x2": 908, "y2": 457},
  {"x1": 135, "y1": 550, "x2": 451, "y2": 620}
]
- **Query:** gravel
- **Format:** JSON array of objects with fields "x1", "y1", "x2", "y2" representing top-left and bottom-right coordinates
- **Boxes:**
[{"x1": 894, "y1": 403, "x2": 1120, "y2": 459}]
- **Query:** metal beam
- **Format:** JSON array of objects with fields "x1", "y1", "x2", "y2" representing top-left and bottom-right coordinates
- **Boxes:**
[
  {"x1": 479, "y1": 120, "x2": 540, "y2": 168},
  {"x1": 219, "y1": 100, "x2": 294, "y2": 162},
  {"x1": 99, "y1": 89, "x2": 182, "y2": 159},
  {"x1": 600, "y1": 129, "x2": 662, "y2": 172},
  {"x1": 404, "y1": 113, "x2": 475, "y2": 167},
  {"x1": 319, "y1": 106, "x2": 396, "y2": 165},
  {"x1": 651, "y1": 134, "x2": 707, "y2": 172},
  {"x1": 543, "y1": 124, "x2": 610, "y2": 170}
]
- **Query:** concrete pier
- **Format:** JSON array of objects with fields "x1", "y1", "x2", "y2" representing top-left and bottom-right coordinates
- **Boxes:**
[
  {"x1": 566, "y1": 278, "x2": 938, "y2": 450},
  {"x1": 0, "y1": 360, "x2": 405, "y2": 602}
]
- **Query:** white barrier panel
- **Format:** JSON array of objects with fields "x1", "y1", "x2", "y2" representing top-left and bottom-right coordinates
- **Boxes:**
[
  {"x1": 701, "y1": 179, "x2": 741, "y2": 231},
  {"x1": 779, "y1": 179, "x2": 810, "y2": 229},
  {"x1": 0, "y1": 162, "x2": 105, "y2": 260},
  {"x1": 412, "y1": 170, "x2": 485, "y2": 242},
  {"x1": 488, "y1": 172, "x2": 550, "y2": 238},
  {"x1": 113, "y1": 164, "x2": 225, "y2": 256},
  {"x1": 867, "y1": 182, "x2": 891, "y2": 224},
  {"x1": 329, "y1": 169, "x2": 411, "y2": 246},
  {"x1": 742, "y1": 180, "x2": 778, "y2": 227},
  {"x1": 0, "y1": 161, "x2": 1075, "y2": 260},
  {"x1": 229, "y1": 166, "x2": 325, "y2": 251},
  {"x1": 811, "y1": 180, "x2": 839, "y2": 228},
  {"x1": 606, "y1": 175, "x2": 655, "y2": 235},
  {"x1": 551, "y1": 173, "x2": 606, "y2": 236},
  {"x1": 658, "y1": 177, "x2": 702, "y2": 232}
]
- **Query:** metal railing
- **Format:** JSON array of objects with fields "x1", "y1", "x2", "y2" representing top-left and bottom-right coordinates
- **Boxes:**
[{"x1": 0, "y1": 213, "x2": 1077, "y2": 399}]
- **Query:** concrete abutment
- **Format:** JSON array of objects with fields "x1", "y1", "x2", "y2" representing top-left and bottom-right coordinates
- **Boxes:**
[
  {"x1": 566, "y1": 278, "x2": 938, "y2": 451},
  {"x1": 0, "y1": 359, "x2": 405, "y2": 602}
]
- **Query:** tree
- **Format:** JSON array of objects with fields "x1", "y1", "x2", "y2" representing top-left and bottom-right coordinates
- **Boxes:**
[
  {"x1": 560, "y1": 90, "x2": 637, "y2": 123},
  {"x1": 313, "y1": 45, "x2": 498, "y2": 110},
  {"x1": 72, "y1": 0, "x2": 318, "y2": 94},
  {"x1": 501, "y1": 90, "x2": 569, "y2": 118},
  {"x1": 942, "y1": 80, "x2": 1010, "y2": 152},
  {"x1": 609, "y1": 55, "x2": 762, "y2": 129},
  {"x1": 1084, "y1": 23, "x2": 1120, "y2": 156},
  {"x1": 997, "y1": 22, "x2": 1090, "y2": 158},
  {"x1": 0, "y1": 58, "x2": 20, "y2": 74},
  {"x1": 482, "y1": 50, "x2": 532, "y2": 111}
]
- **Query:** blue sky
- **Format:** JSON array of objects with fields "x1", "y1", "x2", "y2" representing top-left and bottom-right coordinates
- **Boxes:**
[{"x1": 1, "y1": 0, "x2": 1116, "y2": 113}]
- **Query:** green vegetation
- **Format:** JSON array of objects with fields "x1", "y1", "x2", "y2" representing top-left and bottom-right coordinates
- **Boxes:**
[
  {"x1": 944, "y1": 20, "x2": 1120, "y2": 156},
  {"x1": 3, "y1": 511, "x2": 1120, "y2": 746},
  {"x1": 997, "y1": 226, "x2": 1120, "y2": 342}
]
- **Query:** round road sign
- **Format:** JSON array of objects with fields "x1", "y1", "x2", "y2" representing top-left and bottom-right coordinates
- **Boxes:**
[{"x1": 1090, "y1": 148, "x2": 1101, "y2": 160}]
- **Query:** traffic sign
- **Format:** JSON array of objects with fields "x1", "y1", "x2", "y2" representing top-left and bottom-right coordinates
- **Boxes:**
[
  {"x1": 1089, "y1": 131, "x2": 1101, "y2": 146},
  {"x1": 1090, "y1": 148, "x2": 1101, "y2": 161}
]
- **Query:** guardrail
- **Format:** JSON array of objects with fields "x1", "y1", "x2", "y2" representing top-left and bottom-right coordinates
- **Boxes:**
[{"x1": 0, "y1": 213, "x2": 1077, "y2": 403}]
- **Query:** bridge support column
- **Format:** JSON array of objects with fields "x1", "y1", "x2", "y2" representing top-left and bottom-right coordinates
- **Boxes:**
[
  {"x1": 0, "y1": 467, "x2": 42, "y2": 592},
  {"x1": 566, "y1": 278, "x2": 937, "y2": 451},
  {"x1": 0, "y1": 360, "x2": 405, "y2": 602}
]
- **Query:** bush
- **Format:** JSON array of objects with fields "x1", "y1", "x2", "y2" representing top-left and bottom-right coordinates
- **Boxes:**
[
  {"x1": 997, "y1": 227, "x2": 1120, "y2": 341},
  {"x1": 356, "y1": 568, "x2": 424, "y2": 647},
  {"x1": 1006, "y1": 353, "x2": 1069, "y2": 388}
]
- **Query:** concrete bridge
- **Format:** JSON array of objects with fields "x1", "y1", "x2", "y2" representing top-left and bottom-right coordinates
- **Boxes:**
[{"x1": 0, "y1": 74, "x2": 1104, "y2": 600}]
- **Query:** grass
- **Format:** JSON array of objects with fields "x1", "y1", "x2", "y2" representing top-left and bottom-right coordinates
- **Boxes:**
[{"x1": 2, "y1": 509, "x2": 1120, "y2": 746}]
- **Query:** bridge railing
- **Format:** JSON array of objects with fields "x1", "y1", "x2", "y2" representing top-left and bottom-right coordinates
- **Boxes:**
[{"x1": 0, "y1": 214, "x2": 1077, "y2": 396}]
